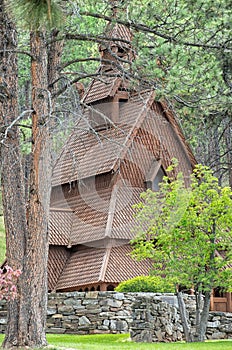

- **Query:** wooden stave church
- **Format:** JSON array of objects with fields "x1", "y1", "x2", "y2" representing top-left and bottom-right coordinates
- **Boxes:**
[
  {"x1": 47, "y1": 23, "x2": 232, "y2": 312},
  {"x1": 48, "y1": 23, "x2": 197, "y2": 294}
]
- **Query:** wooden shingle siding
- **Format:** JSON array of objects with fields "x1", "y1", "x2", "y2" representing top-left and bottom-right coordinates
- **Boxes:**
[
  {"x1": 56, "y1": 247, "x2": 106, "y2": 291},
  {"x1": 48, "y1": 246, "x2": 71, "y2": 291},
  {"x1": 49, "y1": 210, "x2": 73, "y2": 245},
  {"x1": 104, "y1": 245, "x2": 153, "y2": 283}
]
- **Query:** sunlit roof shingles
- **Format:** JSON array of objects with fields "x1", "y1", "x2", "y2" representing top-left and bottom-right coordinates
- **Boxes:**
[
  {"x1": 70, "y1": 187, "x2": 112, "y2": 245},
  {"x1": 56, "y1": 248, "x2": 106, "y2": 290},
  {"x1": 83, "y1": 77, "x2": 121, "y2": 104},
  {"x1": 49, "y1": 210, "x2": 73, "y2": 245},
  {"x1": 52, "y1": 128, "x2": 127, "y2": 187},
  {"x1": 48, "y1": 246, "x2": 71, "y2": 291},
  {"x1": 52, "y1": 91, "x2": 153, "y2": 187},
  {"x1": 110, "y1": 187, "x2": 143, "y2": 240},
  {"x1": 104, "y1": 245, "x2": 153, "y2": 283}
]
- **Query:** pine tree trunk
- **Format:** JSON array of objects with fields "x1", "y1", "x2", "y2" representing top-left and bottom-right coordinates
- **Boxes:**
[
  {"x1": 48, "y1": 29, "x2": 64, "y2": 99},
  {"x1": 224, "y1": 117, "x2": 232, "y2": 187},
  {"x1": 47, "y1": 29, "x2": 64, "y2": 159},
  {"x1": 1, "y1": 16, "x2": 52, "y2": 345},
  {"x1": 0, "y1": 1, "x2": 27, "y2": 347},
  {"x1": 16, "y1": 30, "x2": 51, "y2": 347}
]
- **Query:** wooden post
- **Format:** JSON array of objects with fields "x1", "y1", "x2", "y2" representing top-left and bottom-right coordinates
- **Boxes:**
[
  {"x1": 226, "y1": 292, "x2": 232, "y2": 312},
  {"x1": 210, "y1": 292, "x2": 214, "y2": 311},
  {"x1": 101, "y1": 283, "x2": 108, "y2": 291}
]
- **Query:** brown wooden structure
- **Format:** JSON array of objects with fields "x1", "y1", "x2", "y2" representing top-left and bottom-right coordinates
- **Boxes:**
[
  {"x1": 47, "y1": 23, "x2": 231, "y2": 311},
  {"x1": 211, "y1": 291, "x2": 232, "y2": 313}
]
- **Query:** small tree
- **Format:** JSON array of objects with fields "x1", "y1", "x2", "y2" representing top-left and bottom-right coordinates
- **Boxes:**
[{"x1": 131, "y1": 163, "x2": 232, "y2": 342}]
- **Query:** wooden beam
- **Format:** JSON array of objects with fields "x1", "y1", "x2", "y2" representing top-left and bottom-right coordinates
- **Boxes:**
[{"x1": 226, "y1": 292, "x2": 232, "y2": 313}]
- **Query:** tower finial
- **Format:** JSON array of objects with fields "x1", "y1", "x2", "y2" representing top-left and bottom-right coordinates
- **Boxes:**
[
  {"x1": 109, "y1": 0, "x2": 125, "y2": 18},
  {"x1": 99, "y1": 1, "x2": 134, "y2": 67}
]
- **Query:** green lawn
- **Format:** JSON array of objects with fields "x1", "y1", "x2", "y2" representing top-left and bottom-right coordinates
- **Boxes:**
[
  {"x1": 0, "y1": 216, "x2": 6, "y2": 264},
  {"x1": 1, "y1": 334, "x2": 232, "y2": 350}
]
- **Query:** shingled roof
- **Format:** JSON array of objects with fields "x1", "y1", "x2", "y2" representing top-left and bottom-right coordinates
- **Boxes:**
[
  {"x1": 52, "y1": 90, "x2": 154, "y2": 187},
  {"x1": 49, "y1": 183, "x2": 143, "y2": 248},
  {"x1": 53, "y1": 245, "x2": 153, "y2": 292}
]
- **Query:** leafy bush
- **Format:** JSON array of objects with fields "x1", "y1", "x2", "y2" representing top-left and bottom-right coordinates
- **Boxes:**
[{"x1": 115, "y1": 275, "x2": 175, "y2": 293}]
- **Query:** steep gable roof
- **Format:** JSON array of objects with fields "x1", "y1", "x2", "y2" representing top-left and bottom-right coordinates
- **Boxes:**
[
  {"x1": 83, "y1": 76, "x2": 121, "y2": 104},
  {"x1": 49, "y1": 183, "x2": 142, "y2": 246},
  {"x1": 53, "y1": 245, "x2": 153, "y2": 291},
  {"x1": 52, "y1": 89, "x2": 154, "y2": 187},
  {"x1": 50, "y1": 83, "x2": 197, "y2": 247}
]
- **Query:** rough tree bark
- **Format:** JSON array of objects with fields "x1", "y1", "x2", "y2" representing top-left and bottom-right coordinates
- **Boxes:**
[
  {"x1": 224, "y1": 117, "x2": 232, "y2": 188},
  {"x1": 1, "y1": 2, "x2": 52, "y2": 346},
  {"x1": 47, "y1": 28, "x2": 64, "y2": 159},
  {"x1": 48, "y1": 29, "x2": 64, "y2": 99},
  {"x1": 15, "y1": 30, "x2": 52, "y2": 347},
  {"x1": 0, "y1": 0, "x2": 27, "y2": 346}
]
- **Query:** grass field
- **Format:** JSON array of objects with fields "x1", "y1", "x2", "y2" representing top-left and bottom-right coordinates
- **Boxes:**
[
  {"x1": 0, "y1": 334, "x2": 232, "y2": 350},
  {"x1": 0, "y1": 216, "x2": 6, "y2": 264}
]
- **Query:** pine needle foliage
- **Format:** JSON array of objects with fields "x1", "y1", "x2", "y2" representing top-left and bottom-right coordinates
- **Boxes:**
[{"x1": 6, "y1": 0, "x2": 65, "y2": 30}]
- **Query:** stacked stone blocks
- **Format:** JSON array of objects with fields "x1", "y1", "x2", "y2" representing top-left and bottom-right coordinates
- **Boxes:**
[{"x1": 0, "y1": 291, "x2": 232, "y2": 342}]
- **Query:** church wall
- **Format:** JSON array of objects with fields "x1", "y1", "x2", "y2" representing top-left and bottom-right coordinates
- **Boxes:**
[{"x1": 50, "y1": 173, "x2": 113, "y2": 209}]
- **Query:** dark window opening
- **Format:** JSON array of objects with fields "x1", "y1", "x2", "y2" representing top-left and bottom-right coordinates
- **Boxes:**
[
  {"x1": 107, "y1": 285, "x2": 115, "y2": 291},
  {"x1": 214, "y1": 287, "x2": 226, "y2": 298},
  {"x1": 117, "y1": 47, "x2": 126, "y2": 57},
  {"x1": 119, "y1": 98, "x2": 128, "y2": 109}
]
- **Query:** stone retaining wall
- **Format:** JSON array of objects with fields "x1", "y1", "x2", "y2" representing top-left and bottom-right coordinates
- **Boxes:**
[
  {"x1": 130, "y1": 293, "x2": 232, "y2": 342},
  {"x1": 0, "y1": 292, "x2": 232, "y2": 342}
]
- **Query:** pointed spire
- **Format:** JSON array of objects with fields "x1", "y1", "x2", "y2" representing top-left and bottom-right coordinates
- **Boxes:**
[{"x1": 99, "y1": 1, "x2": 135, "y2": 67}]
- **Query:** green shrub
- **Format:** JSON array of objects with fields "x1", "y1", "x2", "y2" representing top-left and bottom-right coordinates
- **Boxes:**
[{"x1": 115, "y1": 275, "x2": 175, "y2": 293}]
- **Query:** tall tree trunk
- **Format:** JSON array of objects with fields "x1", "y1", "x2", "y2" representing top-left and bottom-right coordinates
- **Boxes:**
[
  {"x1": 0, "y1": 1, "x2": 27, "y2": 347},
  {"x1": 194, "y1": 289, "x2": 202, "y2": 339},
  {"x1": 1, "y1": 22, "x2": 52, "y2": 346},
  {"x1": 47, "y1": 29, "x2": 64, "y2": 160},
  {"x1": 223, "y1": 117, "x2": 232, "y2": 187},
  {"x1": 16, "y1": 30, "x2": 51, "y2": 347},
  {"x1": 48, "y1": 29, "x2": 64, "y2": 99}
]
